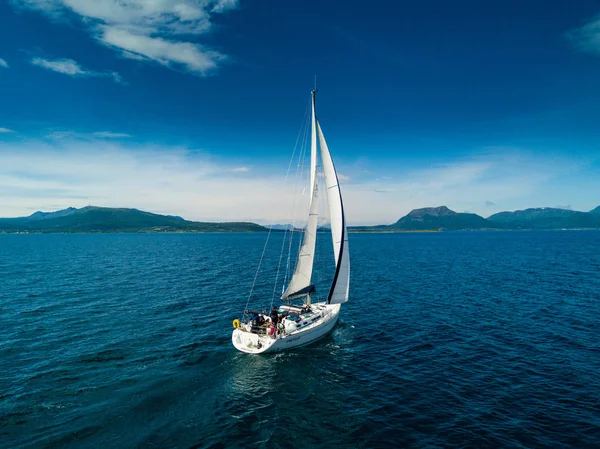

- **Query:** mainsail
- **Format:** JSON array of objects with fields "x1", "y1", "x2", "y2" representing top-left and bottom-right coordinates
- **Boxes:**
[
  {"x1": 281, "y1": 91, "x2": 319, "y2": 300},
  {"x1": 317, "y1": 121, "x2": 350, "y2": 304}
]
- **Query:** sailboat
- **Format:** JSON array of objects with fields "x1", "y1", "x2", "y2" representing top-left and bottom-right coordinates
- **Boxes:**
[{"x1": 231, "y1": 89, "x2": 350, "y2": 354}]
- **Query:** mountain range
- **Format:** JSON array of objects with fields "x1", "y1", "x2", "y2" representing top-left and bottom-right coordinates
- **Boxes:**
[
  {"x1": 351, "y1": 205, "x2": 600, "y2": 231},
  {"x1": 0, "y1": 206, "x2": 266, "y2": 233},
  {"x1": 1, "y1": 205, "x2": 599, "y2": 234}
]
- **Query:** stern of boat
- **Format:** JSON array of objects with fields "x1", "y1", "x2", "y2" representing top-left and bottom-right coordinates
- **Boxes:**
[{"x1": 232, "y1": 328, "x2": 278, "y2": 354}]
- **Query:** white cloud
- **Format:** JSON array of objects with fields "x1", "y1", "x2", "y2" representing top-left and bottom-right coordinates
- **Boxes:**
[
  {"x1": 0, "y1": 58, "x2": 8, "y2": 68},
  {"x1": 339, "y1": 150, "x2": 600, "y2": 224},
  {"x1": 31, "y1": 57, "x2": 87, "y2": 75},
  {"x1": 0, "y1": 139, "x2": 298, "y2": 223},
  {"x1": 14, "y1": 0, "x2": 238, "y2": 75},
  {"x1": 567, "y1": 16, "x2": 600, "y2": 55},
  {"x1": 99, "y1": 26, "x2": 224, "y2": 74},
  {"x1": 45, "y1": 131, "x2": 77, "y2": 140},
  {"x1": 109, "y1": 71, "x2": 123, "y2": 83},
  {"x1": 45, "y1": 130, "x2": 131, "y2": 140},
  {"x1": 30, "y1": 57, "x2": 123, "y2": 83},
  {"x1": 0, "y1": 140, "x2": 597, "y2": 225},
  {"x1": 212, "y1": 0, "x2": 239, "y2": 13},
  {"x1": 0, "y1": 128, "x2": 14, "y2": 133},
  {"x1": 92, "y1": 131, "x2": 132, "y2": 138}
]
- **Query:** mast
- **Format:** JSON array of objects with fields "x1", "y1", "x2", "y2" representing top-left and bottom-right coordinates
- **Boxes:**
[{"x1": 309, "y1": 89, "x2": 317, "y2": 200}]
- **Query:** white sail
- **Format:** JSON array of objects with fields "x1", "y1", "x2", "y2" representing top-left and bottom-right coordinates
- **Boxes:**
[
  {"x1": 282, "y1": 92, "x2": 319, "y2": 299},
  {"x1": 317, "y1": 121, "x2": 350, "y2": 304}
]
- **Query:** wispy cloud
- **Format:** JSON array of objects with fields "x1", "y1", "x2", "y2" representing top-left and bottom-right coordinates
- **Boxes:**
[
  {"x1": 0, "y1": 139, "x2": 291, "y2": 223},
  {"x1": 31, "y1": 57, "x2": 88, "y2": 76},
  {"x1": 45, "y1": 131, "x2": 77, "y2": 140},
  {"x1": 45, "y1": 130, "x2": 131, "y2": 140},
  {"x1": 0, "y1": 140, "x2": 597, "y2": 225},
  {"x1": 0, "y1": 58, "x2": 8, "y2": 68},
  {"x1": 0, "y1": 128, "x2": 14, "y2": 133},
  {"x1": 30, "y1": 57, "x2": 123, "y2": 83},
  {"x1": 100, "y1": 26, "x2": 225, "y2": 75},
  {"x1": 92, "y1": 132, "x2": 132, "y2": 139},
  {"x1": 14, "y1": 0, "x2": 239, "y2": 76},
  {"x1": 340, "y1": 149, "x2": 600, "y2": 224},
  {"x1": 567, "y1": 15, "x2": 600, "y2": 55}
]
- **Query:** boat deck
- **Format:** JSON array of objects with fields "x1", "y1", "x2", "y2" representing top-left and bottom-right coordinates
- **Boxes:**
[{"x1": 232, "y1": 302, "x2": 340, "y2": 353}]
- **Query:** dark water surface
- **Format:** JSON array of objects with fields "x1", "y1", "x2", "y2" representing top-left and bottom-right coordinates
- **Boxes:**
[{"x1": 1, "y1": 231, "x2": 600, "y2": 448}]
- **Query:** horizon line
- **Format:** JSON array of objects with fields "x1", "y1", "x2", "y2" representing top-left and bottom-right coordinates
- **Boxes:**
[{"x1": 2, "y1": 203, "x2": 598, "y2": 226}]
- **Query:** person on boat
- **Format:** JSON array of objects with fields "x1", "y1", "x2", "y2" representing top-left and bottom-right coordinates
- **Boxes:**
[
  {"x1": 269, "y1": 307, "x2": 279, "y2": 326},
  {"x1": 269, "y1": 307, "x2": 280, "y2": 337},
  {"x1": 254, "y1": 313, "x2": 265, "y2": 327}
]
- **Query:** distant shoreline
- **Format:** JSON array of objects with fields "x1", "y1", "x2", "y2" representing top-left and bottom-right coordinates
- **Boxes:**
[
  {"x1": 2, "y1": 204, "x2": 599, "y2": 233},
  {"x1": 347, "y1": 229, "x2": 440, "y2": 233},
  {"x1": 3, "y1": 228, "x2": 600, "y2": 235}
]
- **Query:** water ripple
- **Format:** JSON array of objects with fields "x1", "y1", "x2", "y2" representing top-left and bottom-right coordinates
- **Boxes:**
[{"x1": 1, "y1": 232, "x2": 600, "y2": 448}]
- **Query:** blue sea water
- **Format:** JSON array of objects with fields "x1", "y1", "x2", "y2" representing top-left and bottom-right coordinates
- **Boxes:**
[{"x1": 1, "y1": 231, "x2": 600, "y2": 448}]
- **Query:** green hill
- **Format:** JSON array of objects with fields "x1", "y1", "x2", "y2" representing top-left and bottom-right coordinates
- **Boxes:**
[
  {"x1": 487, "y1": 207, "x2": 600, "y2": 229},
  {"x1": 0, "y1": 206, "x2": 267, "y2": 233},
  {"x1": 350, "y1": 205, "x2": 600, "y2": 231},
  {"x1": 390, "y1": 206, "x2": 493, "y2": 230}
]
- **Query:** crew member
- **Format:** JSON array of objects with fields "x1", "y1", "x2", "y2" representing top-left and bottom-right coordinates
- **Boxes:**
[{"x1": 269, "y1": 307, "x2": 279, "y2": 326}]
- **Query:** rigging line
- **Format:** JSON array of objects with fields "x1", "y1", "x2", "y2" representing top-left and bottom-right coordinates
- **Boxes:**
[
  {"x1": 282, "y1": 95, "x2": 312, "y2": 292},
  {"x1": 282, "y1": 132, "x2": 308, "y2": 299},
  {"x1": 281, "y1": 95, "x2": 311, "y2": 261},
  {"x1": 242, "y1": 96, "x2": 311, "y2": 318},
  {"x1": 284, "y1": 132, "x2": 309, "y2": 284},
  {"x1": 281, "y1": 97, "x2": 311, "y2": 247},
  {"x1": 271, "y1": 96, "x2": 312, "y2": 308},
  {"x1": 288, "y1": 97, "x2": 313, "y2": 284}
]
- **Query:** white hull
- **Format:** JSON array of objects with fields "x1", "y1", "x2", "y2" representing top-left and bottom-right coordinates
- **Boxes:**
[{"x1": 232, "y1": 302, "x2": 341, "y2": 354}]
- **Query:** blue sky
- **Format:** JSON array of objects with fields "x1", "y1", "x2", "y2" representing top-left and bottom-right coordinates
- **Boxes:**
[{"x1": 1, "y1": 0, "x2": 599, "y2": 225}]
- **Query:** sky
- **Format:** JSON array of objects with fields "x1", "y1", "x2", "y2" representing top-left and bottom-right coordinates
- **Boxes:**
[{"x1": 0, "y1": 0, "x2": 599, "y2": 225}]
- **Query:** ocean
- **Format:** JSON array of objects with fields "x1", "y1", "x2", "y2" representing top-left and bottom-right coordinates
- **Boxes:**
[{"x1": 1, "y1": 231, "x2": 599, "y2": 448}]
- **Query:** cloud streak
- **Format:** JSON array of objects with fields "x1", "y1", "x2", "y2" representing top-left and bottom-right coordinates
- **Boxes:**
[
  {"x1": 567, "y1": 15, "x2": 600, "y2": 55},
  {"x1": 0, "y1": 58, "x2": 8, "y2": 68},
  {"x1": 0, "y1": 139, "x2": 291, "y2": 223},
  {"x1": 15, "y1": 0, "x2": 239, "y2": 76},
  {"x1": 0, "y1": 140, "x2": 598, "y2": 225},
  {"x1": 338, "y1": 150, "x2": 600, "y2": 224},
  {"x1": 92, "y1": 132, "x2": 132, "y2": 139},
  {"x1": 0, "y1": 128, "x2": 14, "y2": 133},
  {"x1": 99, "y1": 26, "x2": 225, "y2": 75},
  {"x1": 45, "y1": 130, "x2": 131, "y2": 140},
  {"x1": 30, "y1": 57, "x2": 123, "y2": 83}
]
